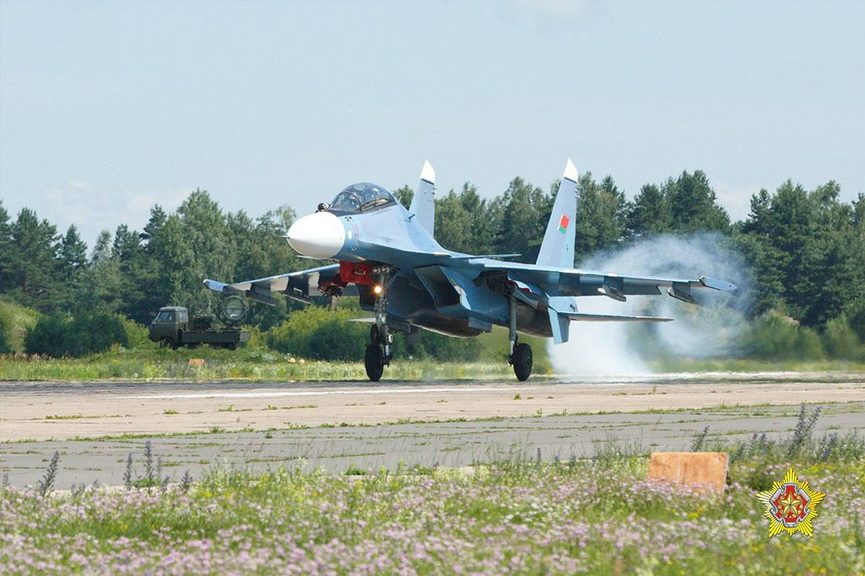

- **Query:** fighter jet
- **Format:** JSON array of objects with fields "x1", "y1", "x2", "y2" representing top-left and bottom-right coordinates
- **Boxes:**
[{"x1": 205, "y1": 160, "x2": 736, "y2": 381}]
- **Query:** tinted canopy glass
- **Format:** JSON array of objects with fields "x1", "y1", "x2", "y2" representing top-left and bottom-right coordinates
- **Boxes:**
[{"x1": 329, "y1": 183, "x2": 395, "y2": 214}]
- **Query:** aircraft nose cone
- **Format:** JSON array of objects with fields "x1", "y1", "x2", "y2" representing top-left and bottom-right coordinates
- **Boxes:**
[{"x1": 286, "y1": 211, "x2": 345, "y2": 259}]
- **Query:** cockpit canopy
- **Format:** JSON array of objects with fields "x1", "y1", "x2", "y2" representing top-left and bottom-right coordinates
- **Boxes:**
[{"x1": 328, "y1": 183, "x2": 396, "y2": 214}]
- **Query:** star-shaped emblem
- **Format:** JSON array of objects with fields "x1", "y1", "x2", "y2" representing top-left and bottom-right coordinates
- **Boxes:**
[{"x1": 757, "y1": 467, "x2": 825, "y2": 537}]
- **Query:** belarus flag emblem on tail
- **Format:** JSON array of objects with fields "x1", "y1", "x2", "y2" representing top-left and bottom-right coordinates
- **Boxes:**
[{"x1": 558, "y1": 214, "x2": 570, "y2": 234}]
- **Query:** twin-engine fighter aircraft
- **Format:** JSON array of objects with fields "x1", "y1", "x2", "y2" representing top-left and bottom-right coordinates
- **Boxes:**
[{"x1": 205, "y1": 160, "x2": 736, "y2": 381}]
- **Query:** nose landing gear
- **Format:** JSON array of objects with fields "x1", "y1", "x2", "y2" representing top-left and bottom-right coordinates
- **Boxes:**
[
  {"x1": 365, "y1": 324, "x2": 391, "y2": 382},
  {"x1": 363, "y1": 267, "x2": 394, "y2": 382}
]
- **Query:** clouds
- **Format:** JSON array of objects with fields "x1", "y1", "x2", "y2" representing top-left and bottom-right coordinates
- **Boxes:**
[
  {"x1": 710, "y1": 181, "x2": 760, "y2": 223},
  {"x1": 40, "y1": 181, "x2": 189, "y2": 249}
]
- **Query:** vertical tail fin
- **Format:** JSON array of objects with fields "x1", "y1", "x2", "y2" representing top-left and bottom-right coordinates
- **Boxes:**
[
  {"x1": 536, "y1": 159, "x2": 579, "y2": 269},
  {"x1": 409, "y1": 160, "x2": 436, "y2": 236}
]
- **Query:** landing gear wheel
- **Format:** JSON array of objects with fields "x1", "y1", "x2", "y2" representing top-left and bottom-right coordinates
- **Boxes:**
[
  {"x1": 365, "y1": 344, "x2": 384, "y2": 382},
  {"x1": 370, "y1": 325, "x2": 380, "y2": 346},
  {"x1": 512, "y1": 343, "x2": 533, "y2": 382}
]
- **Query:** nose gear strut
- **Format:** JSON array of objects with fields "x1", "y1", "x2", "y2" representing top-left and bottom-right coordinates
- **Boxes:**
[{"x1": 364, "y1": 265, "x2": 395, "y2": 382}]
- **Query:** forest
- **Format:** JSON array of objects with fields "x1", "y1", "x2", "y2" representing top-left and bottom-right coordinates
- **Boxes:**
[{"x1": 1, "y1": 169, "x2": 864, "y2": 363}]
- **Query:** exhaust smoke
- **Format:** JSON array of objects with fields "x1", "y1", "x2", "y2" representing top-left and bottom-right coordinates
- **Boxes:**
[{"x1": 548, "y1": 233, "x2": 751, "y2": 376}]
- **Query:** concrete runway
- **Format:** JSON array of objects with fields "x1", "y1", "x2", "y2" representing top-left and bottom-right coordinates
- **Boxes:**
[{"x1": 1, "y1": 373, "x2": 863, "y2": 487}]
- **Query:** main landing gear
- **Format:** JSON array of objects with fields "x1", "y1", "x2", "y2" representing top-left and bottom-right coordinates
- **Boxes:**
[
  {"x1": 364, "y1": 268, "x2": 394, "y2": 382},
  {"x1": 507, "y1": 292, "x2": 533, "y2": 381},
  {"x1": 360, "y1": 270, "x2": 533, "y2": 383}
]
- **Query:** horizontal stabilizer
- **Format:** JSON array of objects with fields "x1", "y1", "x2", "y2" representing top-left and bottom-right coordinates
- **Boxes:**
[
  {"x1": 450, "y1": 253, "x2": 522, "y2": 260},
  {"x1": 564, "y1": 313, "x2": 672, "y2": 323}
]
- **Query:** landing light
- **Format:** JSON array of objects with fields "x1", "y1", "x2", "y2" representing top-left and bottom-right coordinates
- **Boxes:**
[{"x1": 373, "y1": 285, "x2": 383, "y2": 295}]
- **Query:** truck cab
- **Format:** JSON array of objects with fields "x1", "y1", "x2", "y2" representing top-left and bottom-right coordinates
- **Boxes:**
[{"x1": 149, "y1": 306, "x2": 189, "y2": 349}]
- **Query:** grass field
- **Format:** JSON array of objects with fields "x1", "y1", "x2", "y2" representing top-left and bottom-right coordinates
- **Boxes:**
[
  {"x1": 2, "y1": 455, "x2": 863, "y2": 574},
  {"x1": 1, "y1": 344, "x2": 862, "y2": 383},
  {"x1": 2, "y1": 406, "x2": 864, "y2": 574},
  {"x1": 0, "y1": 347, "x2": 519, "y2": 382}
]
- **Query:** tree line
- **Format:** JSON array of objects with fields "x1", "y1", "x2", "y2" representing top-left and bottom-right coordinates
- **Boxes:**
[{"x1": 1, "y1": 169, "x2": 864, "y2": 358}]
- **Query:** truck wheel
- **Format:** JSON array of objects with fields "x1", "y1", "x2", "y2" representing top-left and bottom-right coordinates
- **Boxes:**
[
  {"x1": 159, "y1": 338, "x2": 173, "y2": 349},
  {"x1": 227, "y1": 342, "x2": 238, "y2": 351}
]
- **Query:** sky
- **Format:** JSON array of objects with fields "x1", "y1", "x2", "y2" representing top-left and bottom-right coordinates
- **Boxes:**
[{"x1": 2, "y1": 0, "x2": 863, "y2": 250}]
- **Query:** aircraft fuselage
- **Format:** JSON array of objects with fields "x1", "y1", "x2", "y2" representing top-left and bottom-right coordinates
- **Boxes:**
[{"x1": 286, "y1": 192, "x2": 537, "y2": 340}]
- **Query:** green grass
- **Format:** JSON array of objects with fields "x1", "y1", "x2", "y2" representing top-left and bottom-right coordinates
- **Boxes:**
[
  {"x1": 3, "y1": 454, "x2": 863, "y2": 574},
  {"x1": 2, "y1": 327, "x2": 863, "y2": 382},
  {"x1": 0, "y1": 296, "x2": 40, "y2": 353},
  {"x1": 0, "y1": 344, "x2": 550, "y2": 382}
]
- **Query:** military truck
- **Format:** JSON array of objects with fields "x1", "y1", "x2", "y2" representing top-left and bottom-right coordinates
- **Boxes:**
[{"x1": 148, "y1": 296, "x2": 250, "y2": 350}]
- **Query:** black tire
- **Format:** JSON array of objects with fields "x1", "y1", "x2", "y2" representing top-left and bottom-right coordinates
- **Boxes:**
[
  {"x1": 365, "y1": 344, "x2": 384, "y2": 382},
  {"x1": 512, "y1": 343, "x2": 532, "y2": 381},
  {"x1": 370, "y1": 325, "x2": 380, "y2": 346},
  {"x1": 161, "y1": 338, "x2": 179, "y2": 350}
]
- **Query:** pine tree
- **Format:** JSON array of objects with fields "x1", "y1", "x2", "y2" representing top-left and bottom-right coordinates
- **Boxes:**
[{"x1": 8, "y1": 208, "x2": 60, "y2": 311}]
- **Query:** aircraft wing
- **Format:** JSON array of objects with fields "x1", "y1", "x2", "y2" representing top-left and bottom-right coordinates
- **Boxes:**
[
  {"x1": 473, "y1": 260, "x2": 737, "y2": 304},
  {"x1": 204, "y1": 263, "x2": 353, "y2": 305}
]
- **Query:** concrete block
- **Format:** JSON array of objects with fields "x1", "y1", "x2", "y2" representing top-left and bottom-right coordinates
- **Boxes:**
[{"x1": 648, "y1": 452, "x2": 729, "y2": 494}]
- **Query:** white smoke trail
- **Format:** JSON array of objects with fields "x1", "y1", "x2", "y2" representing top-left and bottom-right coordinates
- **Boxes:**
[{"x1": 548, "y1": 233, "x2": 751, "y2": 376}]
